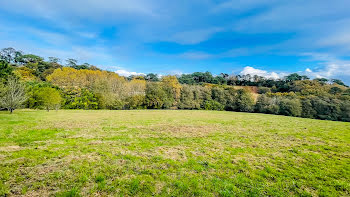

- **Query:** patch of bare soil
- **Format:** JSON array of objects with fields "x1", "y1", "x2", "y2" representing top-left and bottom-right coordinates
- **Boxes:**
[{"x1": 0, "y1": 145, "x2": 22, "y2": 152}]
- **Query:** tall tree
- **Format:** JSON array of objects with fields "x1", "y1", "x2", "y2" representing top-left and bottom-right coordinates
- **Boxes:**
[
  {"x1": 0, "y1": 60, "x2": 13, "y2": 81},
  {"x1": 145, "y1": 83, "x2": 168, "y2": 109},
  {"x1": 145, "y1": 73, "x2": 159, "y2": 82},
  {"x1": 331, "y1": 79, "x2": 347, "y2": 87},
  {"x1": 161, "y1": 76, "x2": 182, "y2": 106},
  {"x1": 0, "y1": 47, "x2": 22, "y2": 64},
  {"x1": 0, "y1": 77, "x2": 26, "y2": 113},
  {"x1": 17, "y1": 54, "x2": 44, "y2": 64},
  {"x1": 48, "y1": 57, "x2": 61, "y2": 64},
  {"x1": 66, "y1": 58, "x2": 78, "y2": 67}
]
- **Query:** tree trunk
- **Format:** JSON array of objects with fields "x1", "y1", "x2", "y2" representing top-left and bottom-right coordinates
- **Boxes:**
[
  {"x1": 10, "y1": 108, "x2": 13, "y2": 114},
  {"x1": 47, "y1": 106, "x2": 49, "y2": 112}
]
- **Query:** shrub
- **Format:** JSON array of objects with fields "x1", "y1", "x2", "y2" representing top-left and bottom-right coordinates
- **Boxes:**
[
  {"x1": 300, "y1": 98, "x2": 317, "y2": 118},
  {"x1": 224, "y1": 88, "x2": 237, "y2": 111},
  {"x1": 62, "y1": 88, "x2": 99, "y2": 109},
  {"x1": 255, "y1": 95, "x2": 280, "y2": 114},
  {"x1": 311, "y1": 98, "x2": 341, "y2": 121},
  {"x1": 235, "y1": 89, "x2": 255, "y2": 112},
  {"x1": 255, "y1": 95, "x2": 270, "y2": 113},
  {"x1": 258, "y1": 87, "x2": 271, "y2": 94},
  {"x1": 211, "y1": 86, "x2": 227, "y2": 104},
  {"x1": 278, "y1": 98, "x2": 302, "y2": 117},
  {"x1": 125, "y1": 95, "x2": 145, "y2": 109},
  {"x1": 340, "y1": 101, "x2": 350, "y2": 122},
  {"x1": 329, "y1": 86, "x2": 343, "y2": 95},
  {"x1": 178, "y1": 85, "x2": 197, "y2": 109},
  {"x1": 145, "y1": 83, "x2": 172, "y2": 109},
  {"x1": 204, "y1": 100, "x2": 224, "y2": 111}
]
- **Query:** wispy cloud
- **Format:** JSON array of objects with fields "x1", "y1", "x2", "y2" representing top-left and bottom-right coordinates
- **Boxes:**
[
  {"x1": 167, "y1": 27, "x2": 223, "y2": 45},
  {"x1": 212, "y1": 0, "x2": 279, "y2": 13},
  {"x1": 301, "y1": 53, "x2": 350, "y2": 80},
  {"x1": 178, "y1": 51, "x2": 213, "y2": 60},
  {"x1": 0, "y1": 0, "x2": 158, "y2": 21}
]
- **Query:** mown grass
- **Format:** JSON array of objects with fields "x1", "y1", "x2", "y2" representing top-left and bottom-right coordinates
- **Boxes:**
[{"x1": 0, "y1": 110, "x2": 349, "y2": 196}]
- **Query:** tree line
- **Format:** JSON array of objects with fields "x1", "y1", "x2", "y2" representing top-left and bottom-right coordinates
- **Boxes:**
[{"x1": 0, "y1": 47, "x2": 349, "y2": 122}]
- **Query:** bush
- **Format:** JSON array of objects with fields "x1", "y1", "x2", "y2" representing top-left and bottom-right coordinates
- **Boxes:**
[
  {"x1": 255, "y1": 95, "x2": 271, "y2": 113},
  {"x1": 62, "y1": 88, "x2": 99, "y2": 109},
  {"x1": 125, "y1": 95, "x2": 145, "y2": 109},
  {"x1": 278, "y1": 98, "x2": 302, "y2": 117},
  {"x1": 212, "y1": 86, "x2": 227, "y2": 104},
  {"x1": 235, "y1": 89, "x2": 255, "y2": 112},
  {"x1": 109, "y1": 99, "x2": 126, "y2": 110},
  {"x1": 329, "y1": 86, "x2": 343, "y2": 95},
  {"x1": 178, "y1": 85, "x2": 199, "y2": 109},
  {"x1": 311, "y1": 98, "x2": 341, "y2": 121},
  {"x1": 145, "y1": 83, "x2": 172, "y2": 109},
  {"x1": 255, "y1": 95, "x2": 279, "y2": 114},
  {"x1": 340, "y1": 101, "x2": 350, "y2": 122},
  {"x1": 258, "y1": 87, "x2": 271, "y2": 94},
  {"x1": 300, "y1": 98, "x2": 317, "y2": 118},
  {"x1": 224, "y1": 88, "x2": 237, "y2": 111},
  {"x1": 204, "y1": 100, "x2": 224, "y2": 111}
]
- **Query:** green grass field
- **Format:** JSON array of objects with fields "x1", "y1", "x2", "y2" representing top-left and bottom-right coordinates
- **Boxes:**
[{"x1": 0, "y1": 110, "x2": 349, "y2": 196}]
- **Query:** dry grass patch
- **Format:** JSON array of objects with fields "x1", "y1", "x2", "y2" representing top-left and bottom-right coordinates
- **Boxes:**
[
  {"x1": 155, "y1": 146, "x2": 188, "y2": 161},
  {"x1": 0, "y1": 145, "x2": 22, "y2": 152},
  {"x1": 148, "y1": 124, "x2": 221, "y2": 138}
]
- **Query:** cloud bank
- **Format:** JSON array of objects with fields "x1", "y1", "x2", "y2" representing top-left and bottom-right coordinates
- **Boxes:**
[
  {"x1": 240, "y1": 66, "x2": 285, "y2": 79},
  {"x1": 115, "y1": 69, "x2": 145, "y2": 77}
]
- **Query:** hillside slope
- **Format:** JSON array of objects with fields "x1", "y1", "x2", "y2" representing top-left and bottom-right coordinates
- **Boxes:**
[{"x1": 0, "y1": 110, "x2": 349, "y2": 196}]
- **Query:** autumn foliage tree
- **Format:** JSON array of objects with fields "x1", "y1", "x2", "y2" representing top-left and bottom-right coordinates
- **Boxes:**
[
  {"x1": 47, "y1": 67, "x2": 124, "y2": 88},
  {"x1": 161, "y1": 76, "x2": 182, "y2": 107}
]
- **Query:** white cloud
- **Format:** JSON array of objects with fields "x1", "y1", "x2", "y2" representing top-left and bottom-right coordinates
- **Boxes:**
[
  {"x1": 303, "y1": 68, "x2": 323, "y2": 79},
  {"x1": 240, "y1": 66, "x2": 285, "y2": 79},
  {"x1": 301, "y1": 53, "x2": 350, "y2": 80},
  {"x1": 306, "y1": 63, "x2": 350, "y2": 79},
  {"x1": 166, "y1": 70, "x2": 183, "y2": 76},
  {"x1": 115, "y1": 69, "x2": 145, "y2": 77}
]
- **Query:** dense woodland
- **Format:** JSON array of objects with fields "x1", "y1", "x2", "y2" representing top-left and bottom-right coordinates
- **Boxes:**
[{"x1": 0, "y1": 47, "x2": 349, "y2": 122}]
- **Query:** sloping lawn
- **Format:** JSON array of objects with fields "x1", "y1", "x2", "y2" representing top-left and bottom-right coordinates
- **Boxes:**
[{"x1": 0, "y1": 110, "x2": 349, "y2": 196}]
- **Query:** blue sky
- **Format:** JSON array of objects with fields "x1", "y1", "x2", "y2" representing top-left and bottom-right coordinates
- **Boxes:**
[{"x1": 1, "y1": 0, "x2": 350, "y2": 83}]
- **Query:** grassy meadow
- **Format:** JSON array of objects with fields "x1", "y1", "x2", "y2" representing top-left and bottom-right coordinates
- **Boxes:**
[{"x1": 0, "y1": 110, "x2": 349, "y2": 196}]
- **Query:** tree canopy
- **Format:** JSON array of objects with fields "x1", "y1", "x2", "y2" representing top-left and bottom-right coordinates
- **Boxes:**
[{"x1": 0, "y1": 47, "x2": 349, "y2": 121}]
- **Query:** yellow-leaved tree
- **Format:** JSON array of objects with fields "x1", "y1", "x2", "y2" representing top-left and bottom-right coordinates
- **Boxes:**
[
  {"x1": 13, "y1": 67, "x2": 38, "y2": 81},
  {"x1": 161, "y1": 75, "x2": 182, "y2": 107},
  {"x1": 46, "y1": 67, "x2": 124, "y2": 88}
]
